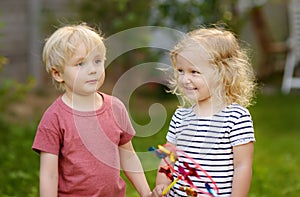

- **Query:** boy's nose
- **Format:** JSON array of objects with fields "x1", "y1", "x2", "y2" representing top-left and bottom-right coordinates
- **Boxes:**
[{"x1": 88, "y1": 63, "x2": 97, "y2": 74}]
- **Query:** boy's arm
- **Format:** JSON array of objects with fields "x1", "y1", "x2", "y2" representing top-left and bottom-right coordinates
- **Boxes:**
[
  {"x1": 231, "y1": 142, "x2": 254, "y2": 197},
  {"x1": 40, "y1": 152, "x2": 58, "y2": 197},
  {"x1": 119, "y1": 141, "x2": 152, "y2": 197}
]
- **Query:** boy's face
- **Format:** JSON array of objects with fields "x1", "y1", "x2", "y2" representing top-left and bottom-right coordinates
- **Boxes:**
[
  {"x1": 175, "y1": 46, "x2": 217, "y2": 105},
  {"x1": 58, "y1": 42, "x2": 105, "y2": 96}
]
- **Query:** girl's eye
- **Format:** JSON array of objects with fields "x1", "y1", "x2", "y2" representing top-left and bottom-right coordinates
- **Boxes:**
[
  {"x1": 177, "y1": 68, "x2": 183, "y2": 74},
  {"x1": 192, "y1": 70, "x2": 201, "y2": 74}
]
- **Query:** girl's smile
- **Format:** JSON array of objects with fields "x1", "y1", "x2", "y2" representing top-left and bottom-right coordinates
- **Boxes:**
[{"x1": 175, "y1": 47, "x2": 216, "y2": 106}]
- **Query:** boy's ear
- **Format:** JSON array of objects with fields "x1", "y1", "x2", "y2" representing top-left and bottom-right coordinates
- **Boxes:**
[{"x1": 51, "y1": 67, "x2": 64, "y2": 83}]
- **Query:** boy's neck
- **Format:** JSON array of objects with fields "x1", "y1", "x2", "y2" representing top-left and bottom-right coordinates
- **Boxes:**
[{"x1": 62, "y1": 91, "x2": 103, "y2": 112}]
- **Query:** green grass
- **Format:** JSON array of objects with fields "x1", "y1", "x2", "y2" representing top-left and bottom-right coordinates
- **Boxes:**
[
  {"x1": 0, "y1": 93, "x2": 299, "y2": 196},
  {"x1": 0, "y1": 120, "x2": 39, "y2": 197},
  {"x1": 248, "y1": 93, "x2": 300, "y2": 197}
]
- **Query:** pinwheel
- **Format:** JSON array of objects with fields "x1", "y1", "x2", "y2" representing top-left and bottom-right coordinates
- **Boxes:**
[{"x1": 149, "y1": 144, "x2": 219, "y2": 197}]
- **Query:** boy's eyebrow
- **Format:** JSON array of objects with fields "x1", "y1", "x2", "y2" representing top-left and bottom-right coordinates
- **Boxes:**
[
  {"x1": 94, "y1": 54, "x2": 102, "y2": 58},
  {"x1": 75, "y1": 56, "x2": 86, "y2": 61},
  {"x1": 70, "y1": 56, "x2": 86, "y2": 65},
  {"x1": 94, "y1": 54, "x2": 106, "y2": 60}
]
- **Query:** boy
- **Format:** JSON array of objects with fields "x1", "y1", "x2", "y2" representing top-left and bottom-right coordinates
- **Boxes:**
[{"x1": 32, "y1": 24, "x2": 152, "y2": 197}]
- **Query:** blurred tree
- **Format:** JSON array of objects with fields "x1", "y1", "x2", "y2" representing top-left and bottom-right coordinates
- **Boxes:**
[
  {"x1": 152, "y1": 0, "x2": 288, "y2": 80},
  {"x1": 0, "y1": 22, "x2": 35, "y2": 118},
  {"x1": 77, "y1": 0, "x2": 152, "y2": 34},
  {"x1": 0, "y1": 62, "x2": 35, "y2": 117},
  {"x1": 75, "y1": 0, "x2": 244, "y2": 65},
  {"x1": 249, "y1": 4, "x2": 288, "y2": 80},
  {"x1": 150, "y1": 0, "x2": 245, "y2": 34}
]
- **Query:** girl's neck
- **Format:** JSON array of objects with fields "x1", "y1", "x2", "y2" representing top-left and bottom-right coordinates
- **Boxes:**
[
  {"x1": 193, "y1": 98, "x2": 227, "y2": 117},
  {"x1": 62, "y1": 91, "x2": 103, "y2": 112}
]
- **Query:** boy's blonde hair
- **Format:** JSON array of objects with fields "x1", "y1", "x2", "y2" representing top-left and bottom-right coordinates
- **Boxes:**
[
  {"x1": 170, "y1": 27, "x2": 256, "y2": 107},
  {"x1": 42, "y1": 23, "x2": 106, "y2": 90}
]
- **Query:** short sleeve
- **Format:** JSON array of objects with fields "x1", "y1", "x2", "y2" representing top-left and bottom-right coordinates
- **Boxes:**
[
  {"x1": 230, "y1": 109, "x2": 255, "y2": 146},
  {"x1": 166, "y1": 109, "x2": 180, "y2": 144},
  {"x1": 32, "y1": 113, "x2": 62, "y2": 155},
  {"x1": 110, "y1": 96, "x2": 135, "y2": 145}
]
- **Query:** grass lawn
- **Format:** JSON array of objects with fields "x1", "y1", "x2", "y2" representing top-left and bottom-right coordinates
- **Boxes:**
[{"x1": 0, "y1": 92, "x2": 299, "y2": 196}]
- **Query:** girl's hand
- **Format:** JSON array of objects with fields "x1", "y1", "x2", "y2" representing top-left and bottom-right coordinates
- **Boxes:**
[{"x1": 151, "y1": 184, "x2": 169, "y2": 197}]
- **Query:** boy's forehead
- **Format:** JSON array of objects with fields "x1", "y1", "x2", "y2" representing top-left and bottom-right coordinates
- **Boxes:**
[
  {"x1": 65, "y1": 42, "x2": 104, "y2": 64},
  {"x1": 73, "y1": 41, "x2": 104, "y2": 55}
]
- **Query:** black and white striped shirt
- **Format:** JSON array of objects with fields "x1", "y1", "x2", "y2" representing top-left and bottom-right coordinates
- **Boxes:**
[{"x1": 166, "y1": 103, "x2": 255, "y2": 197}]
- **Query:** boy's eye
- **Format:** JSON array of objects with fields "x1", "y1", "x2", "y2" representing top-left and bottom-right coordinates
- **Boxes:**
[
  {"x1": 95, "y1": 59, "x2": 102, "y2": 64},
  {"x1": 76, "y1": 62, "x2": 85, "y2": 67}
]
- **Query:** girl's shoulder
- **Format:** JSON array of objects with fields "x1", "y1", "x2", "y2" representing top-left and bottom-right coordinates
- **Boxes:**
[
  {"x1": 174, "y1": 107, "x2": 193, "y2": 115},
  {"x1": 224, "y1": 103, "x2": 251, "y2": 117},
  {"x1": 172, "y1": 107, "x2": 195, "y2": 121},
  {"x1": 220, "y1": 103, "x2": 253, "y2": 126}
]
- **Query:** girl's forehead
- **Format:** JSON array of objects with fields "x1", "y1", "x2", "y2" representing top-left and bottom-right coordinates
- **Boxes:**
[
  {"x1": 176, "y1": 46, "x2": 210, "y2": 65},
  {"x1": 175, "y1": 46, "x2": 216, "y2": 74}
]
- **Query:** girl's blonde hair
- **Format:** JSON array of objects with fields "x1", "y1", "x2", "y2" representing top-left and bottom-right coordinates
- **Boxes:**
[
  {"x1": 170, "y1": 27, "x2": 257, "y2": 107},
  {"x1": 42, "y1": 23, "x2": 106, "y2": 90}
]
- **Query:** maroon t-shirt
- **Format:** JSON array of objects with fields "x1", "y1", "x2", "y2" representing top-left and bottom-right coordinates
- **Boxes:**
[{"x1": 32, "y1": 92, "x2": 135, "y2": 196}]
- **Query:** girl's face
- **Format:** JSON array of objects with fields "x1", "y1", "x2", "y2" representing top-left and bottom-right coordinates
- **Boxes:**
[
  {"x1": 175, "y1": 47, "x2": 217, "y2": 105},
  {"x1": 59, "y1": 42, "x2": 105, "y2": 96}
]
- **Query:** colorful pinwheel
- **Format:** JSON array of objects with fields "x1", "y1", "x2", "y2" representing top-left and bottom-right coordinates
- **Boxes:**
[{"x1": 149, "y1": 144, "x2": 219, "y2": 197}]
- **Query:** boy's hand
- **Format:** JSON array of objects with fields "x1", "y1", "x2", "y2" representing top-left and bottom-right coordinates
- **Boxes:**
[{"x1": 151, "y1": 184, "x2": 169, "y2": 197}]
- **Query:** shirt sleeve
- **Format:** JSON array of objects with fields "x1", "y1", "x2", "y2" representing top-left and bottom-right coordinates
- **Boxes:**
[
  {"x1": 110, "y1": 96, "x2": 135, "y2": 145},
  {"x1": 32, "y1": 111, "x2": 61, "y2": 155},
  {"x1": 166, "y1": 109, "x2": 179, "y2": 144},
  {"x1": 230, "y1": 108, "x2": 255, "y2": 147}
]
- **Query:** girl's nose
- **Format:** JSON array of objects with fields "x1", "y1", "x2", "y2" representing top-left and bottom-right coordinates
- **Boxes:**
[{"x1": 182, "y1": 74, "x2": 191, "y2": 84}]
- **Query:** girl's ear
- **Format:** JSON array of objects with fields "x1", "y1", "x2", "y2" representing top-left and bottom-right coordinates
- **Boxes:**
[{"x1": 51, "y1": 67, "x2": 64, "y2": 83}]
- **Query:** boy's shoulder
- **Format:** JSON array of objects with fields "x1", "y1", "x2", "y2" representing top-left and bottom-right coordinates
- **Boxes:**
[
  {"x1": 101, "y1": 92, "x2": 123, "y2": 105},
  {"x1": 100, "y1": 92, "x2": 127, "y2": 111},
  {"x1": 42, "y1": 96, "x2": 64, "y2": 115}
]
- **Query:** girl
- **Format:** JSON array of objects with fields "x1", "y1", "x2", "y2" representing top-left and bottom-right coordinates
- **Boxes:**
[{"x1": 154, "y1": 27, "x2": 256, "y2": 197}]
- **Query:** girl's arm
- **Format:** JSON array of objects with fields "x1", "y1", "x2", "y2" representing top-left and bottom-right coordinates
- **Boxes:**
[
  {"x1": 119, "y1": 141, "x2": 152, "y2": 197},
  {"x1": 231, "y1": 142, "x2": 254, "y2": 197},
  {"x1": 39, "y1": 152, "x2": 58, "y2": 197},
  {"x1": 154, "y1": 142, "x2": 175, "y2": 195}
]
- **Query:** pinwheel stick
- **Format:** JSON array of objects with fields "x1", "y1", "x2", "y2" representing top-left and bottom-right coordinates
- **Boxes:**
[{"x1": 162, "y1": 178, "x2": 179, "y2": 196}]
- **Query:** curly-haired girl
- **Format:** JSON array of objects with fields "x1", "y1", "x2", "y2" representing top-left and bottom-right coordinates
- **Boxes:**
[{"x1": 154, "y1": 27, "x2": 257, "y2": 197}]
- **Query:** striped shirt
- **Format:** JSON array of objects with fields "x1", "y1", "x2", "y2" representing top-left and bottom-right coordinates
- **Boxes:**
[{"x1": 166, "y1": 103, "x2": 255, "y2": 197}]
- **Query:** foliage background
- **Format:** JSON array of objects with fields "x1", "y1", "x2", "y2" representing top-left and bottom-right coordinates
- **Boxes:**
[{"x1": 0, "y1": 0, "x2": 299, "y2": 196}]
